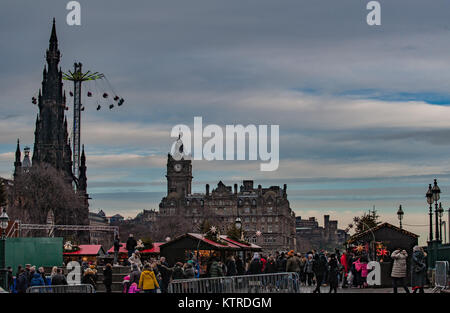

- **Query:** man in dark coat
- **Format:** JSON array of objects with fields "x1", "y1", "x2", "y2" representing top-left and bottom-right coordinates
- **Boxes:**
[
  {"x1": 235, "y1": 255, "x2": 245, "y2": 275},
  {"x1": 312, "y1": 253, "x2": 327, "y2": 293},
  {"x1": 113, "y1": 235, "x2": 121, "y2": 265},
  {"x1": 7, "y1": 267, "x2": 13, "y2": 291},
  {"x1": 226, "y1": 256, "x2": 237, "y2": 276},
  {"x1": 248, "y1": 253, "x2": 263, "y2": 275},
  {"x1": 51, "y1": 268, "x2": 68, "y2": 286},
  {"x1": 264, "y1": 256, "x2": 278, "y2": 274},
  {"x1": 125, "y1": 234, "x2": 137, "y2": 258},
  {"x1": 276, "y1": 252, "x2": 287, "y2": 272},
  {"x1": 157, "y1": 257, "x2": 172, "y2": 293},
  {"x1": 16, "y1": 269, "x2": 29, "y2": 293}
]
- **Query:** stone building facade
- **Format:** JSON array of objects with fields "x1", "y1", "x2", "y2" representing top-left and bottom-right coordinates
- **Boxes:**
[
  {"x1": 159, "y1": 141, "x2": 296, "y2": 252},
  {"x1": 295, "y1": 215, "x2": 347, "y2": 252}
]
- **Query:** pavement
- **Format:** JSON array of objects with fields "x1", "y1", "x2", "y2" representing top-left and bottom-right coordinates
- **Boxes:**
[{"x1": 298, "y1": 285, "x2": 433, "y2": 293}]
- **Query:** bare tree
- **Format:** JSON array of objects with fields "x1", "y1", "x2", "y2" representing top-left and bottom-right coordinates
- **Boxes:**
[{"x1": 8, "y1": 164, "x2": 89, "y2": 241}]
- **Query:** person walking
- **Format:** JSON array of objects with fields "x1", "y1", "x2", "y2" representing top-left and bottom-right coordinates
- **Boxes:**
[
  {"x1": 113, "y1": 234, "x2": 121, "y2": 265},
  {"x1": 286, "y1": 250, "x2": 300, "y2": 273},
  {"x1": 51, "y1": 268, "x2": 68, "y2": 286},
  {"x1": 391, "y1": 248, "x2": 410, "y2": 293},
  {"x1": 16, "y1": 269, "x2": 29, "y2": 293},
  {"x1": 276, "y1": 252, "x2": 287, "y2": 273},
  {"x1": 38, "y1": 267, "x2": 48, "y2": 285},
  {"x1": 30, "y1": 271, "x2": 45, "y2": 287},
  {"x1": 7, "y1": 267, "x2": 13, "y2": 292},
  {"x1": 81, "y1": 268, "x2": 97, "y2": 291},
  {"x1": 156, "y1": 257, "x2": 172, "y2": 293},
  {"x1": 126, "y1": 234, "x2": 137, "y2": 259},
  {"x1": 225, "y1": 256, "x2": 237, "y2": 276},
  {"x1": 208, "y1": 257, "x2": 224, "y2": 277},
  {"x1": 340, "y1": 251, "x2": 349, "y2": 288},
  {"x1": 172, "y1": 262, "x2": 185, "y2": 279},
  {"x1": 235, "y1": 255, "x2": 245, "y2": 275},
  {"x1": 50, "y1": 266, "x2": 58, "y2": 279},
  {"x1": 411, "y1": 246, "x2": 427, "y2": 293},
  {"x1": 265, "y1": 255, "x2": 278, "y2": 274},
  {"x1": 327, "y1": 254, "x2": 339, "y2": 293},
  {"x1": 312, "y1": 252, "x2": 327, "y2": 293},
  {"x1": 128, "y1": 251, "x2": 142, "y2": 270},
  {"x1": 304, "y1": 254, "x2": 314, "y2": 287},
  {"x1": 138, "y1": 264, "x2": 160, "y2": 293},
  {"x1": 103, "y1": 264, "x2": 113, "y2": 293},
  {"x1": 183, "y1": 261, "x2": 196, "y2": 279},
  {"x1": 129, "y1": 264, "x2": 142, "y2": 286},
  {"x1": 248, "y1": 253, "x2": 263, "y2": 275}
]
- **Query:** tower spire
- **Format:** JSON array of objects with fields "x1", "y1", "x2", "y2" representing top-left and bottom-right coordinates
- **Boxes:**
[
  {"x1": 49, "y1": 17, "x2": 58, "y2": 51},
  {"x1": 14, "y1": 139, "x2": 22, "y2": 178}
]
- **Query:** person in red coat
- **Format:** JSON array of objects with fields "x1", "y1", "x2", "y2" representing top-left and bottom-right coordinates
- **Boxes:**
[{"x1": 340, "y1": 251, "x2": 349, "y2": 288}]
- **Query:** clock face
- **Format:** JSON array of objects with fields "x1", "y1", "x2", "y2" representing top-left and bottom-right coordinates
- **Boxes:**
[{"x1": 174, "y1": 163, "x2": 183, "y2": 172}]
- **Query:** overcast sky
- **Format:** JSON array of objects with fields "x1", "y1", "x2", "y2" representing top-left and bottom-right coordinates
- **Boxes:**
[{"x1": 3, "y1": 0, "x2": 450, "y2": 244}]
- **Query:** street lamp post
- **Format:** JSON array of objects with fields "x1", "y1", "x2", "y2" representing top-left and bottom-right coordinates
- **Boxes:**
[
  {"x1": 438, "y1": 203, "x2": 444, "y2": 242},
  {"x1": 432, "y1": 179, "x2": 441, "y2": 242},
  {"x1": 0, "y1": 208, "x2": 9, "y2": 291},
  {"x1": 397, "y1": 205, "x2": 404, "y2": 229},
  {"x1": 426, "y1": 184, "x2": 433, "y2": 242},
  {"x1": 448, "y1": 207, "x2": 450, "y2": 245}
]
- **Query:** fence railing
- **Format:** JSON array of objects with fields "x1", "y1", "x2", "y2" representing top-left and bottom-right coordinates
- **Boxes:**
[
  {"x1": 433, "y1": 261, "x2": 449, "y2": 293},
  {"x1": 26, "y1": 284, "x2": 95, "y2": 293},
  {"x1": 168, "y1": 272, "x2": 300, "y2": 293}
]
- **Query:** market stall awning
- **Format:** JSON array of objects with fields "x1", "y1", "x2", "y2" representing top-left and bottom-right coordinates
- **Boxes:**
[
  {"x1": 139, "y1": 242, "x2": 164, "y2": 254},
  {"x1": 159, "y1": 233, "x2": 241, "y2": 251},
  {"x1": 64, "y1": 245, "x2": 105, "y2": 256},
  {"x1": 220, "y1": 235, "x2": 262, "y2": 251},
  {"x1": 187, "y1": 233, "x2": 241, "y2": 249}
]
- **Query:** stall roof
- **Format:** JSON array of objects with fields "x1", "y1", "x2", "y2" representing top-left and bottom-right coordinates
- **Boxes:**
[
  {"x1": 140, "y1": 242, "x2": 164, "y2": 254},
  {"x1": 219, "y1": 235, "x2": 262, "y2": 251},
  {"x1": 348, "y1": 222, "x2": 419, "y2": 243},
  {"x1": 64, "y1": 245, "x2": 105, "y2": 256},
  {"x1": 160, "y1": 233, "x2": 241, "y2": 250}
]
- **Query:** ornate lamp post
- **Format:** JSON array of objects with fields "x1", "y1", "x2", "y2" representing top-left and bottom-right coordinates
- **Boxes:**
[
  {"x1": 235, "y1": 217, "x2": 243, "y2": 241},
  {"x1": 448, "y1": 207, "x2": 450, "y2": 244},
  {"x1": 426, "y1": 184, "x2": 433, "y2": 242},
  {"x1": 438, "y1": 203, "x2": 444, "y2": 242},
  {"x1": 397, "y1": 205, "x2": 404, "y2": 229},
  {"x1": 0, "y1": 208, "x2": 9, "y2": 291},
  {"x1": 432, "y1": 179, "x2": 441, "y2": 242}
]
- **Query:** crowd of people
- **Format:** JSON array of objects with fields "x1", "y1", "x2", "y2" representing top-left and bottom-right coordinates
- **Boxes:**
[{"x1": 4, "y1": 232, "x2": 428, "y2": 294}]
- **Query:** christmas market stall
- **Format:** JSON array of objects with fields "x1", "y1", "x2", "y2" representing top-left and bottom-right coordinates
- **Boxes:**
[
  {"x1": 159, "y1": 233, "x2": 241, "y2": 275},
  {"x1": 347, "y1": 222, "x2": 419, "y2": 287},
  {"x1": 219, "y1": 235, "x2": 262, "y2": 262},
  {"x1": 63, "y1": 243, "x2": 106, "y2": 264}
]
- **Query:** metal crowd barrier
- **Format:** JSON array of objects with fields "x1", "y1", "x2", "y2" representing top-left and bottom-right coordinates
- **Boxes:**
[
  {"x1": 26, "y1": 284, "x2": 95, "y2": 293},
  {"x1": 432, "y1": 261, "x2": 449, "y2": 293},
  {"x1": 168, "y1": 272, "x2": 300, "y2": 293}
]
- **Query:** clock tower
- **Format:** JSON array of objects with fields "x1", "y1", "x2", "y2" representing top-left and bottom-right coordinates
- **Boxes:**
[{"x1": 166, "y1": 153, "x2": 192, "y2": 196}]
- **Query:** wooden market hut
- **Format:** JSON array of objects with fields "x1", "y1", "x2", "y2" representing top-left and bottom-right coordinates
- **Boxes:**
[
  {"x1": 160, "y1": 233, "x2": 239, "y2": 267},
  {"x1": 63, "y1": 245, "x2": 106, "y2": 263},
  {"x1": 347, "y1": 222, "x2": 419, "y2": 286},
  {"x1": 159, "y1": 233, "x2": 262, "y2": 275}
]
